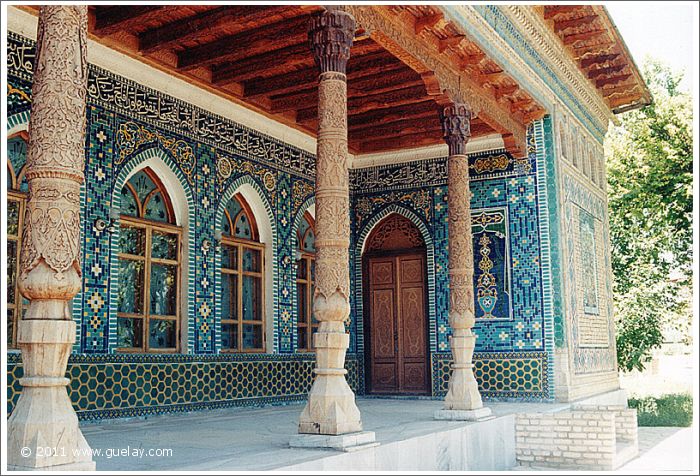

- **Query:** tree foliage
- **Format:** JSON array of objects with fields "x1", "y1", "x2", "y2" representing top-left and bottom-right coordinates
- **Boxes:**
[{"x1": 605, "y1": 58, "x2": 693, "y2": 372}]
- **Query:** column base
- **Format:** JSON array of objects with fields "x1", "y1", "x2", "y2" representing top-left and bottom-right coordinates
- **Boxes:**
[
  {"x1": 290, "y1": 431, "x2": 378, "y2": 452},
  {"x1": 8, "y1": 460, "x2": 96, "y2": 472},
  {"x1": 434, "y1": 407, "x2": 493, "y2": 421}
]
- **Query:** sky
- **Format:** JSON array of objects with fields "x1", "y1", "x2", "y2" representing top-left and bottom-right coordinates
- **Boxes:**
[{"x1": 605, "y1": 1, "x2": 697, "y2": 92}]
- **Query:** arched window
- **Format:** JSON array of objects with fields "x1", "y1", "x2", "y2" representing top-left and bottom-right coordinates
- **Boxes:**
[
  {"x1": 117, "y1": 167, "x2": 181, "y2": 352},
  {"x1": 220, "y1": 193, "x2": 265, "y2": 352},
  {"x1": 6, "y1": 133, "x2": 30, "y2": 348},
  {"x1": 296, "y1": 212, "x2": 316, "y2": 351}
]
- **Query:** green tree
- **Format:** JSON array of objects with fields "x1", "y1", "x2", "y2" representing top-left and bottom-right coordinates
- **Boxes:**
[{"x1": 605, "y1": 58, "x2": 693, "y2": 372}]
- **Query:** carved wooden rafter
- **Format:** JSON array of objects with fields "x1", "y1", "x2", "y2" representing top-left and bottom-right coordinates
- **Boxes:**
[
  {"x1": 346, "y1": 5, "x2": 531, "y2": 156},
  {"x1": 138, "y1": 5, "x2": 295, "y2": 54},
  {"x1": 93, "y1": 5, "x2": 174, "y2": 36},
  {"x1": 177, "y1": 14, "x2": 311, "y2": 71}
]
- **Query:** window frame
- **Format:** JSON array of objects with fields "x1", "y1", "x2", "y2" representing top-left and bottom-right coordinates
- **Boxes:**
[
  {"x1": 6, "y1": 131, "x2": 30, "y2": 349},
  {"x1": 116, "y1": 167, "x2": 181, "y2": 353},
  {"x1": 7, "y1": 190, "x2": 27, "y2": 349},
  {"x1": 219, "y1": 193, "x2": 266, "y2": 353},
  {"x1": 296, "y1": 212, "x2": 317, "y2": 352}
]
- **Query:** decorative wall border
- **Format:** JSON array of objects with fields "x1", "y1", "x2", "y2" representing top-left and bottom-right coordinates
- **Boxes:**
[
  {"x1": 7, "y1": 32, "x2": 317, "y2": 180},
  {"x1": 7, "y1": 353, "x2": 362, "y2": 420},
  {"x1": 432, "y1": 351, "x2": 550, "y2": 400},
  {"x1": 531, "y1": 117, "x2": 558, "y2": 399}
]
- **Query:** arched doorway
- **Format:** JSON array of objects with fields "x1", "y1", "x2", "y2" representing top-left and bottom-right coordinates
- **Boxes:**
[{"x1": 362, "y1": 213, "x2": 429, "y2": 395}]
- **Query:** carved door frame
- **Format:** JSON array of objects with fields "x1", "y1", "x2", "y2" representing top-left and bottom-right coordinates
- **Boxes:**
[{"x1": 362, "y1": 246, "x2": 430, "y2": 395}]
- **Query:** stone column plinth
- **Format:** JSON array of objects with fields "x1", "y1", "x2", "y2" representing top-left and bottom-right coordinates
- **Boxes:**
[
  {"x1": 7, "y1": 6, "x2": 95, "y2": 471},
  {"x1": 435, "y1": 103, "x2": 492, "y2": 422},
  {"x1": 296, "y1": 8, "x2": 364, "y2": 438}
]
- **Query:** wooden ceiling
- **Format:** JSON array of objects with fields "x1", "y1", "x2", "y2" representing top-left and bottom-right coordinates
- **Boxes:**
[
  {"x1": 540, "y1": 5, "x2": 651, "y2": 113},
  {"x1": 84, "y1": 5, "x2": 548, "y2": 155},
  {"x1": 20, "y1": 5, "x2": 551, "y2": 155}
]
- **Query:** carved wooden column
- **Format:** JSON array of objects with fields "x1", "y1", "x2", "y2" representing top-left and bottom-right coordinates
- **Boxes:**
[
  {"x1": 296, "y1": 8, "x2": 365, "y2": 438},
  {"x1": 435, "y1": 102, "x2": 492, "y2": 421},
  {"x1": 7, "y1": 6, "x2": 95, "y2": 471}
]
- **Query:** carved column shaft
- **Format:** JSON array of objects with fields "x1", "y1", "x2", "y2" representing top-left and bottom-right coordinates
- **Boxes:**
[
  {"x1": 298, "y1": 8, "x2": 363, "y2": 435},
  {"x1": 441, "y1": 103, "x2": 488, "y2": 413},
  {"x1": 8, "y1": 6, "x2": 95, "y2": 470}
]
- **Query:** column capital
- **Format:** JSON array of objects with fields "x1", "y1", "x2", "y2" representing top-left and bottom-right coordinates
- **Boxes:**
[
  {"x1": 440, "y1": 102, "x2": 474, "y2": 156},
  {"x1": 308, "y1": 8, "x2": 356, "y2": 75}
]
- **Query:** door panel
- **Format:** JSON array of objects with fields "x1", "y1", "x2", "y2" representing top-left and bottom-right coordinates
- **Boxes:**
[
  {"x1": 400, "y1": 286, "x2": 426, "y2": 359},
  {"x1": 371, "y1": 288, "x2": 395, "y2": 360},
  {"x1": 367, "y1": 253, "x2": 428, "y2": 395}
]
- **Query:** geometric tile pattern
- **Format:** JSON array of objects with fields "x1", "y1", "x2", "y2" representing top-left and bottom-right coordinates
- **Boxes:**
[
  {"x1": 562, "y1": 171, "x2": 617, "y2": 374},
  {"x1": 7, "y1": 353, "x2": 361, "y2": 420},
  {"x1": 432, "y1": 351, "x2": 549, "y2": 400}
]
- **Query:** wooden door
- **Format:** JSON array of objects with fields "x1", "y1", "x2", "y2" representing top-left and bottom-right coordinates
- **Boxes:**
[{"x1": 367, "y1": 252, "x2": 428, "y2": 394}]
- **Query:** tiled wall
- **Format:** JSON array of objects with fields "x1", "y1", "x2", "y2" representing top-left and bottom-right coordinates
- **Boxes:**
[
  {"x1": 350, "y1": 124, "x2": 556, "y2": 400},
  {"x1": 6, "y1": 31, "x2": 570, "y2": 419}
]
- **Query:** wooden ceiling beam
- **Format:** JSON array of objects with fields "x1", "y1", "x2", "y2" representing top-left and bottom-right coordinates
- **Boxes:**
[
  {"x1": 350, "y1": 109, "x2": 439, "y2": 133},
  {"x1": 543, "y1": 6, "x2": 583, "y2": 19},
  {"x1": 220, "y1": 38, "x2": 381, "y2": 88},
  {"x1": 358, "y1": 122, "x2": 493, "y2": 153},
  {"x1": 352, "y1": 118, "x2": 442, "y2": 140},
  {"x1": 493, "y1": 84, "x2": 519, "y2": 100},
  {"x1": 359, "y1": 133, "x2": 444, "y2": 154},
  {"x1": 571, "y1": 40, "x2": 615, "y2": 54},
  {"x1": 347, "y1": 84, "x2": 428, "y2": 116},
  {"x1": 608, "y1": 93, "x2": 645, "y2": 108},
  {"x1": 587, "y1": 63, "x2": 626, "y2": 79},
  {"x1": 596, "y1": 74, "x2": 632, "y2": 88},
  {"x1": 438, "y1": 34, "x2": 465, "y2": 53},
  {"x1": 273, "y1": 80, "x2": 427, "y2": 114},
  {"x1": 243, "y1": 51, "x2": 398, "y2": 99},
  {"x1": 348, "y1": 100, "x2": 439, "y2": 128},
  {"x1": 460, "y1": 53, "x2": 486, "y2": 69},
  {"x1": 212, "y1": 42, "x2": 311, "y2": 85},
  {"x1": 414, "y1": 13, "x2": 442, "y2": 34},
  {"x1": 553, "y1": 14, "x2": 599, "y2": 32},
  {"x1": 93, "y1": 6, "x2": 173, "y2": 36},
  {"x1": 348, "y1": 68, "x2": 423, "y2": 95},
  {"x1": 562, "y1": 29, "x2": 608, "y2": 45},
  {"x1": 139, "y1": 5, "x2": 293, "y2": 54},
  {"x1": 598, "y1": 84, "x2": 641, "y2": 97},
  {"x1": 177, "y1": 14, "x2": 309, "y2": 71},
  {"x1": 580, "y1": 52, "x2": 620, "y2": 68},
  {"x1": 296, "y1": 84, "x2": 429, "y2": 124},
  {"x1": 509, "y1": 99, "x2": 533, "y2": 113},
  {"x1": 477, "y1": 70, "x2": 506, "y2": 86}
]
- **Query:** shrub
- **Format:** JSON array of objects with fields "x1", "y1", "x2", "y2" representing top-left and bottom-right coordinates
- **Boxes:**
[{"x1": 628, "y1": 393, "x2": 693, "y2": 427}]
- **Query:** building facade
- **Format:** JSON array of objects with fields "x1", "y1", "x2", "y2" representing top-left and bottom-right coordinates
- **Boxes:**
[{"x1": 6, "y1": 4, "x2": 649, "y2": 427}]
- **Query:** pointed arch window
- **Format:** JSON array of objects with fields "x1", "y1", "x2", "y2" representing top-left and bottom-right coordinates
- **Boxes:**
[
  {"x1": 117, "y1": 167, "x2": 181, "y2": 353},
  {"x1": 220, "y1": 193, "x2": 265, "y2": 352},
  {"x1": 296, "y1": 212, "x2": 316, "y2": 352},
  {"x1": 6, "y1": 132, "x2": 30, "y2": 348}
]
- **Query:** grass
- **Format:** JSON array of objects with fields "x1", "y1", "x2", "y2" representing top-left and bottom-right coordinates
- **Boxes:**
[{"x1": 628, "y1": 393, "x2": 693, "y2": 427}]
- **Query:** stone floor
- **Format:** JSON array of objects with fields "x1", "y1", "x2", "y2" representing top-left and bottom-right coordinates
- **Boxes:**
[
  {"x1": 619, "y1": 426, "x2": 695, "y2": 472},
  {"x1": 80, "y1": 397, "x2": 568, "y2": 471},
  {"x1": 78, "y1": 396, "x2": 695, "y2": 471}
]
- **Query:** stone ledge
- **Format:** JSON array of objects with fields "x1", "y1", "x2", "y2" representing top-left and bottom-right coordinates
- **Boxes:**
[
  {"x1": 289, "y1": 431, "x2": 378, "y2": 452},
  {"x1": 434, "y1": 407, "x2": 493, "y2": 421}
]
